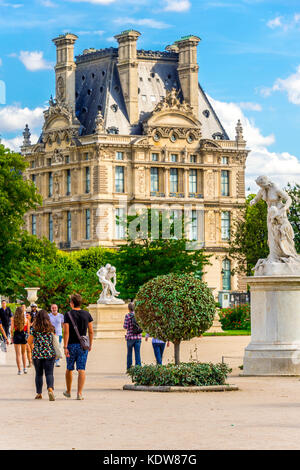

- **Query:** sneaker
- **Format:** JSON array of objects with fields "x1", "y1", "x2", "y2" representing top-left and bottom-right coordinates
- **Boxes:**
[
  {"x1": 23, "y1": 368, "x2": 28, "y2": 374},
  {"x1": 35, "y1": 394, "x2": 42, "y2": 399},
  {"x1": 48, "y1": 389, "x2": 55, "y2": 401},
  {"x1": 55, "y1": 363, "x2": 61, "y2": 367},
  {"x1": 17, "y1": 370, "x2": 22, "y2": 375},
  {"x1": 63, "y1": 391, "x2": 71, "y2": 398},
  {"x1": 77, "y1": 394, "x2": 84, "y2": 400}
]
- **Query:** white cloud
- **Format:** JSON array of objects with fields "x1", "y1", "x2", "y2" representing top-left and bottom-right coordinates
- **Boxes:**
[
  {"x1": 0, "y1": 105, "x2": 45, "y2": 132},
  {"x1": 261, "y1": 65, "x2": 300, "y2": 104},
  {"x1": 114, "y1": 17, "x2": 170, "y2": 29},
  {"x1": 67, "y1": 0, "x2": 115, "y2": 4},
  {"x1": 0, "y1": 58, "x2": 2, "y2": 66},
  {"x1": 163, "y1": 0, "x2": 191, "y2": 12},
  {"x1": 266, "y1": 13, "x2": 300, "y2": 32},
  {"x1": 40, "y1": 0, "x2": 56, "y2": 6},
  {"x1": 209, "y1": 96, "x2": 300, "y2": 191},
  {"x1": 0, "y1": 1, "x2": 23, "y2": 7},
  {"x1": 17, "y1": 51, "x2": 53, "y2": 71},
  {"x1": 239, "y1": 102, "x2": 262, "y2": 111},
  {"x1": 77, "y1": 30, "x2": 104, "y2": 36},
  {"x1": 1, "y1": 133, "x2": 39, "y2": 152}
]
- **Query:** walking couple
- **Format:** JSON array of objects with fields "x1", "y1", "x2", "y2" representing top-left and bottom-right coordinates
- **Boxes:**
[{"x1": 26, "y1": 294, "x2": 93, "y2": 401}]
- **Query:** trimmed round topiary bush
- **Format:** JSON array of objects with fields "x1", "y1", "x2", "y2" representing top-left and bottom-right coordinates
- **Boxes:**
[
  {"x1": 135, "y1": 273, "x2": 216, "y2": 365},
  {"x1": 127, "y1": 362, "x2": 232, "y2": 387}
]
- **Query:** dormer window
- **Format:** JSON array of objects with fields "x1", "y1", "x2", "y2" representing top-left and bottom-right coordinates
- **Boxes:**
[{"x1": 111, "y1": 104, "x2": 118, "y2": 112}]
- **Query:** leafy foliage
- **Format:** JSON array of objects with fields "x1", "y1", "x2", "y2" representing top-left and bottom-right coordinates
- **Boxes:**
[
  {"x1": 229, "y1": 194, "x2": 268, "y2": 276},
  {"x1": 0, "y1": 144, "x2": 42, "y2": 290},
  {"x1": 9, "y1": 254, "x2": 101, "y2": 312},
  {"x1": 127, "y1": 362, "x2": 232, "y2": 387},
  {"x1": 286, "y1": 183, "x2": 300, "y2": 253},
  {"x1": 135, "y1": 273, "x2": 216, "y2": 364},
  {"x1": 72, "y1": 246, "x2": 116, "y2": 271},
  {"x1": 219, "y1": 304, "x2": 251, "y2": 331},
  {"x1": 115, "y1": 209, "x2": 211, "y2": 299}
]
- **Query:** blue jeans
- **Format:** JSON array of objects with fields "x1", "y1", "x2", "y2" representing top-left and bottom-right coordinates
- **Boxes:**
[
  {"x1": 152, "y1": 342, "x2": 166, "y2": 365},
  {"x1": 55, "y1": 335, "x2": 62, "y2": 364},
  {"x1": 127, "y1": 339, "x2": 141, "y2": 370}
]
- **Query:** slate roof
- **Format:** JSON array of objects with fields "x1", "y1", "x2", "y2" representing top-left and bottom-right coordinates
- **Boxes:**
[{"x1": 74, "y1": 47, "x2": 229, "y2": 139}]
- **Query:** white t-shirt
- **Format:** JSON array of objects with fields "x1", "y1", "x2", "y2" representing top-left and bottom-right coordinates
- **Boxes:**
[{"x1": 49, "y1": 313, "x2": 64, "y2": 336}]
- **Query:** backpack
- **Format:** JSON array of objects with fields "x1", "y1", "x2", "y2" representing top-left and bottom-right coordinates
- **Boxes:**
[{"x1": 130, "y1": 313, "x2": 143, "y2": 335}]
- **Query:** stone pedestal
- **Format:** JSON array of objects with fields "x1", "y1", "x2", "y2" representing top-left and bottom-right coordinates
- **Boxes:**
[
  {"x1": 207, "y1": 311, "x2": 223, "y2": 333},
  {"x1": 243, "y1": 276, "x2": 300, "y2": 376},
  {"x1": 88, "y1": 304, "x2": 128, "y2": 339}
]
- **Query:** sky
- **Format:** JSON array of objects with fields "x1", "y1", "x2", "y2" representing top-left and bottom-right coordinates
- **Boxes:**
[{"x1": 1, "y1": 0, "x2": 300, "y2": 191}]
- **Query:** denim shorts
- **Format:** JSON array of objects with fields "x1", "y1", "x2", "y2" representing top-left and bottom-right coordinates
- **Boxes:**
[{"x1": 66, "y1": 343, "x2": 88, "y2": 371}]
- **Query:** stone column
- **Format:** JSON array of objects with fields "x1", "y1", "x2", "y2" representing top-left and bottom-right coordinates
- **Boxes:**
[{"x1": 243, "y1": 276, "x2": 300, "y2": 375}]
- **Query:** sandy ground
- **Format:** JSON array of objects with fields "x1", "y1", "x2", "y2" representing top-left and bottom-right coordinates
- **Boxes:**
[{"x1": 1, "y1": 335, "x2": 300, "y2": 450}]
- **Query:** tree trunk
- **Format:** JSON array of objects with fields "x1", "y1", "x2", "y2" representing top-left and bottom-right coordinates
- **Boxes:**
[{"x1": 174, "y1": 341, "x2": 181, "y2": 365}]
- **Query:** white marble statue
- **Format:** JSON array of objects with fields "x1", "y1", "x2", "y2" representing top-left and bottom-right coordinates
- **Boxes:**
[
  {"x1": 96, "y1": 264, "x2": 125, "y2": 304},
  {"x1": 251, "y1": 175, "x2": 300, "y2": 275}
]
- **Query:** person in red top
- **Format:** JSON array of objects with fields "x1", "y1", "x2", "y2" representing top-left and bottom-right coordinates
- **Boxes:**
[{"x1": 123, "y1": 302, "x2": 142, "y2": 370}]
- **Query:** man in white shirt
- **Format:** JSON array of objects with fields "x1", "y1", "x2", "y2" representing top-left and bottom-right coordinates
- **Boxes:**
[{"x1": 49, "y1": 304, "x2": 64, "y2": 367}]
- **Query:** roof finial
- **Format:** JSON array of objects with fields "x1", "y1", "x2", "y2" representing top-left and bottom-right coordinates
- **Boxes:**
[
  {"x1": 95, "y1": 110, "x2": 105, "y2": 134},
  {"x1": 23, "y1": 124, "x2": 31, "y2": 146}
]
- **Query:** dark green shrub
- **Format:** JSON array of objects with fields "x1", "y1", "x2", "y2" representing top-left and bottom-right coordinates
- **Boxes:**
[
  {"x1": 219, "y1": 304, "x2": 251, "y2": 330},
  {"x1": 127, "y1": 362, "x2": 232, "y2": 387},
  {"x1": 135, "y1": 273, "x2": 216, "y2": 365}
]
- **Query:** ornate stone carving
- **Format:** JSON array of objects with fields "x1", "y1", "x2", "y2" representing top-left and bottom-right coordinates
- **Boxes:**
[
  {"x1": 23, "y1": 124, "x2": 31, "y2": 146},
  {"x1": 94, "y1": 110, "x2": 105, "y2": 134},
  {"x1": 56, "y1": 76, "x2": 65, "y2": 101},
  {"x1": 96, "y1": 264, "x2": 125, "y2": 304},
  {"x1": 52, "y1": 149, "x2": 64, "y2": 165},
  {"x1": 251, "y1": 176, "x2": 300, "y2": 275}
]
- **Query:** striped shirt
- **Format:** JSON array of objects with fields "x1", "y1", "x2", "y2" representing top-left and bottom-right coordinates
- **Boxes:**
[{"x1": 123, "y1": 313, "x2": 142, "y2": 341}]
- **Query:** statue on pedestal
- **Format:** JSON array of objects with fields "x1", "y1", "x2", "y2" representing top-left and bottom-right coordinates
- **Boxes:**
[
  {"x1": 96, "y1": 264, "x2": 125, "y2": 304},
  {"x1": 251, "y1": 175, "x2": 300, "y2": 275}
]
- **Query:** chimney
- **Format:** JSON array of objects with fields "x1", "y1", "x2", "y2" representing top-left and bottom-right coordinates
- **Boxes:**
[
  {"x1": 114, "y1": 30, "x2": 141, "y2": 125},
  {"x1": 175, "y1": 35, "x2": 201, "y2": 117},
  {"x1": 52, "y1": 33, "x2": 78, "y2": 110}
]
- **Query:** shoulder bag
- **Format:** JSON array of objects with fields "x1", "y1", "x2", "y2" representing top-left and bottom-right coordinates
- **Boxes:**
[{"x1": 67, "y1": 311, "x2": 90, "y2": 351}]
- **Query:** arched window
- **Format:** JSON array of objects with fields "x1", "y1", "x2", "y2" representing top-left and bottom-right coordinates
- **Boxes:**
[{"x1": 222, "y1": 258, "x2": 231, "y2": 290}]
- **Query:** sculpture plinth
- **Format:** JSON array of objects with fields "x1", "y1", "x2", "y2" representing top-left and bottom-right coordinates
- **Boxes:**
[
  {"x1": 88, "y1": 303, "x2": 128, "y2": 339},
  {"x1": 243, "y1": 275, "x2": 300, "y2": 375}
]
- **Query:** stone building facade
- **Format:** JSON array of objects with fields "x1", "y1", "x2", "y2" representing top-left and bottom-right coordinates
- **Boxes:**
[{"x1": 22, "y1": 30, "x2": 249, "y2": 294}]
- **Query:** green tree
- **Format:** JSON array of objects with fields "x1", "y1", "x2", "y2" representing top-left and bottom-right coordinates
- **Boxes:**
[
  {"x1": 0, "y1": 144, "x2": 41, "y2": 289},
  {"x1": 114, "y1": 209, "x2": 211, "y2": 299},
  {"x1": 286, "y1": 183, "x2": 300, "y2": 252},
  {"x1": 229, "y1": 194, "x2": 268, "y2": 276},
  {"x1": 135, "y1": 273, "x2": 216, "y2": 365}
]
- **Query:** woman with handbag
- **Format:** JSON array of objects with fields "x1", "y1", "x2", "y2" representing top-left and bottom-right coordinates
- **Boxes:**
[
  {"x1": 27, "y1": 310, "x2": 57, "y2": 401},
  {"x1": 10, "y1": 306, "x2": 30, "y2": 375}
]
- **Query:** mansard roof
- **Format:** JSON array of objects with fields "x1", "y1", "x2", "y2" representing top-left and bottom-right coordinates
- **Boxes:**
[{"x1": 74, "y1": 46, "x2": 228, "y2": 139}]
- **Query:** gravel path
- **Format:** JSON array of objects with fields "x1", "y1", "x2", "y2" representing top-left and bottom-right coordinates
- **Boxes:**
[{"x1": 1, "y1": 336, "x2": 300, "y2": 450}]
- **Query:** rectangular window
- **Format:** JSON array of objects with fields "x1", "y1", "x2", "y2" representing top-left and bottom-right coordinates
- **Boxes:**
[
  {"x1": 65, "y1": 155, "x2": 70, "y2": 164},
  {"x1": 86, "y1": 209, "x2": 90, "y2": 240},
  {"x1": 170, "y1": 154, "x2": 177, "y2": 163},
  {"x1": 151, "y1": 153, "x2": 159, "y2": 162},
  {"x1": 32, "y1": 215, "x2": 36, "y2": 236},
  {"x1": 222, "y1": 259, "x2": 231, "y2": 290},
  {"x1": 170, "y1": 168, "x2": 178, "y2": 193},
  {"x1": 221, "y1": 211, "x2": 230, "y2": 240},
  {"x1": 49, "y1": 214, "x2": 53, "y2": 242},
  {"x1": 116, "y1": 152, "x2": 124, "y2": 161},
  {"x1": 189, "y1": 210, "x2": 198, "y2": 241},
  {"x1": 47, "y1": 158, "x2": 52, "y2": 166},
  {"x1": 85, "y1": 167, "x2": 90, "y2": 194},
  {"x1": 67, "y1": 211, "x2": 72, "y2": 243},
  {"x1": 142, "y1": 95, "x2": 147, "y2": 103},
  {"x1": 32, "y1": 174, "x2": 36, "y2": 185},
  {"x1": 31, "y1": 161, "x2": 35, "y2": 169},
  {"x1": 115, "y1": 166, "x2": 125, "y2": 193},
  {"x1": 222, "y1": 156, "x2": 228, "y2": 165},
  {"x1": 84, "y1": 153, "x2": 89, "y2": 161},
  {"x1": 48, "y1": 172, "x2": 53, "y2": 197},
  {"x1": 221, "y1": 170, "x2": 229, "y2": 196},
  {"x1": 66, "y1": 169, "x2": 71, "y2": 195},
  {"x1": 190, "y1": 155, "x2": 197, "y2": 163},
  {"x1": 115, "y1": 207, "x2": 126, "y2": 240},
  {"x1": 150, "y1": 95, "x2": 156, "y2": 102},
  {"x1": 151, "y1": 167, "x2": 159, "y2": 192},
  {"x1": 189, "y1": 169, "x2": 197, "y2": 193}
]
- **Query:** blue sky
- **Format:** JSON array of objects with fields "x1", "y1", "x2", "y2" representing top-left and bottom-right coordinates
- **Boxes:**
[{"x1": 1, "y1": 0, "x2": 300, "y2": 189}]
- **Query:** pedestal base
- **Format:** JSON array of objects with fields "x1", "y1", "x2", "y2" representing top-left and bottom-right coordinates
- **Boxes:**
[
  {"x1": 243, "y1": 275, "x2": 300, "y2": 376},
  {"x1": 207, "y1": 312, "x2": 223, "y2": 333},
  {"x1": 88, "y1": 304, "x2": 128, "y2": 339}
]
